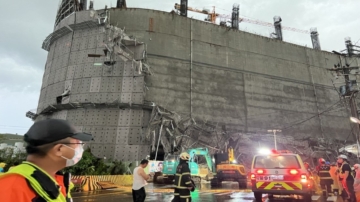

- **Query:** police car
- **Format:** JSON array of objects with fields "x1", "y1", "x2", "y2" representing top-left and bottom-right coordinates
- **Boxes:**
[{"x1": 250, "y1": 150, "x2": 314, "y2": 201}]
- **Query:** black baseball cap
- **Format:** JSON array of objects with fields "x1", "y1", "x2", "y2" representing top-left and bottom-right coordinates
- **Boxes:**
[{"x1": 24, "y1": 119, "x2": 93, "y2": 146}]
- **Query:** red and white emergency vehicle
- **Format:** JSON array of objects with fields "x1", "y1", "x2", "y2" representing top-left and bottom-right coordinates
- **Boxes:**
[{"x1": 250, "y1": 149, "x2": 314, "y2": 201}]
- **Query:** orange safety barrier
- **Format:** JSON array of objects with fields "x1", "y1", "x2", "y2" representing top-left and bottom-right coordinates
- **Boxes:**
[{"x1": 71, "y1": 175, "x2": 133, "y2": 191}]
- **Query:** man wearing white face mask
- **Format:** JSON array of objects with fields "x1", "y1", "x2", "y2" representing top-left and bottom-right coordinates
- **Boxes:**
[{"x1": 0, "y1": 119, "x2": 93, "y2": 202}]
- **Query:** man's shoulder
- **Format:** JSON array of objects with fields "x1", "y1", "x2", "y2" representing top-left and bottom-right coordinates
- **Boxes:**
[
  {"x1": 135, "y1": 166, "x2": 143, "y2": 173},
  {"x1": 341, "y1": 164, "x2": 351, "y2": 172},
  {"x1": 343, "y1": 164, "x2": 351, "y2": 168},
  {"x1": 0, "y1": 174, "x2": 33, "y2": 193},
  {"x1": 0, "y1": 173, "x2": 29, "y2": 186},
  {"x1": 180, "y1": 163, "x2": 190, "y2": 171},
  {"x1": 0, "y1": 174, "x2": 36, "y2": 201}
]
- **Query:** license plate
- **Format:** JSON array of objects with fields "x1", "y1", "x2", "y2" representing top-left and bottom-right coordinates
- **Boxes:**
[
  {"x1": 257, "y1": 175, "x2": 283, "y2": 181},
  {"x1": 270, "y1": 175, "x2": 284, "y2": 180},
  {"x1": 168, "y1": 168, "x2": 172, "y2": 171}
]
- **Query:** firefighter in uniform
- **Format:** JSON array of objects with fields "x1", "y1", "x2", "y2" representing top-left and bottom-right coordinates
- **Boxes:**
[
  {"x1": 172, "y1": 152, "x2": 194, "y2": 202},
  {"x1": 316, "y1": 158, "x2": 333, "y2": 196},
  {"x1": 329, "y1": 162, "x2": 340, "y2": 196}
]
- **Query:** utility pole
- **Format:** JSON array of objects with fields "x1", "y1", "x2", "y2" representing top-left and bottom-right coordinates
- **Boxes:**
[
  {"x1": 330, "y1": 37, "x2": 360, "y2": 143},
  {"x1": 267, "y1": 129, "x2": 282, "y2": 150}
]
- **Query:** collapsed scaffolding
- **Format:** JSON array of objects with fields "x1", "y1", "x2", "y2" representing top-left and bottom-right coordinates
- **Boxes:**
[{"x1": 146, "y1": 106, "x2": 357, "y2": 169}]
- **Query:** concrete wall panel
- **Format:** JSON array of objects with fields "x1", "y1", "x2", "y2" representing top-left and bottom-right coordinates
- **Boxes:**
[
  {"x1": 108, "y1": 9, "x2": 354, "y2": 140},
  {"x1": 37, "y1": 8, "x2": 356, "y2": 161}
]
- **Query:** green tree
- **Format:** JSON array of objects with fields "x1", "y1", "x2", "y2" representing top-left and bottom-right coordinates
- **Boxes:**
[
  {"x1": 0, "y1": 134, "x2": 6, "y2": 143},
  {"x1": 108, "y1": 160, "x2": 127, "y2": 175},
  {"x1": 0, "y1": 148, "x2": 26, "y2": 171},
  {"x1": 0, "y1": 147, "x2": 124, "y2": 176}
]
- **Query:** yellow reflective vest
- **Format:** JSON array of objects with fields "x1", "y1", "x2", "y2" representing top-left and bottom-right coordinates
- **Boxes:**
[
  {"x1": 339, "y1": 162, "x2": 355, "y2": 180},
  {"x1": 3, "y1": 162, "x2": 73, "y2": 202}
]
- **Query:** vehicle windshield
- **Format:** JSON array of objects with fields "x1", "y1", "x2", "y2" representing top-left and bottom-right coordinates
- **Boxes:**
[
  {"x1": 254, "y1": 155, "x2": 300, "y2": 169},
  {"x1": 165, "y1": 155, "x2": 178, "y2": 161}
]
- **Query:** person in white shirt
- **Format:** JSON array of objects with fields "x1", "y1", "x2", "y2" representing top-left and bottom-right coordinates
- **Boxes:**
[{"x1": 132, "y1": 159, "x2": 152, "y2": 202}]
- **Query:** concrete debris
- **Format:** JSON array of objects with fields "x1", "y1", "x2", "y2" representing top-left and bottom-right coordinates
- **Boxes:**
[
  {"x1": 93, "y1": 13, "x2": 151, "y2": 75},
  {"x1": 89, "y1": 10, "x2": 98, "y2": 18},
  {"x1": 147, "y1": 105, "x2": 357, "y2": 169},
  {"x1": 98, "y1": 7, "x2": 108, "y2": 25},
  {"x1": 339, "y1": 144, "x2": 359, "y2": 157},
  {"x1": 146, "y1": 106, "x2": 236, "y2": 155},
  {"x1": 61, "y1": 89, "x2": 70, "y2": 96}
]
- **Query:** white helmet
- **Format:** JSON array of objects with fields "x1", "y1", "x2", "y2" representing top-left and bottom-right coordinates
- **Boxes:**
[
  {"x1": 338, "y1": 154, "x2": 348, "y2": 160},
  {"x1": 180, "y1": 152, "x2": 190, "y2": 160}
]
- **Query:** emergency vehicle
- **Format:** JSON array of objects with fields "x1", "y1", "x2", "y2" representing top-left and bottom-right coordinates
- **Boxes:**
[{"x1": 250, "y1": 149, "x2": 314, "y2": 201}]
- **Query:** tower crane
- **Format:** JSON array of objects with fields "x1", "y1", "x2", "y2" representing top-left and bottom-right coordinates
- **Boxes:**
[
  {"x1": 174, "y1": 3, "x2": 309, "y2": 34},
  {"x1": 174, "y1": 3, "x2": 219, "y2": 24}
]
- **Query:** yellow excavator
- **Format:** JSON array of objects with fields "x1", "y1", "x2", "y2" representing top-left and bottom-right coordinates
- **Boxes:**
[{"x1": 210, "y1": 147, "x2": 247, "y2": 188}]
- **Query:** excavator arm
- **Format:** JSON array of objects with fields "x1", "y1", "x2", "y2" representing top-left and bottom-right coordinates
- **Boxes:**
[{"x1": 228, "y1": 147, "x2": 236, "y2": 163}]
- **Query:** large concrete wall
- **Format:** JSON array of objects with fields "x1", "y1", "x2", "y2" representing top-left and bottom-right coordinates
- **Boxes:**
[
  {"x1": 36, "y1": 8, "x2": 357, "y2": 162},
  {"x1": 109, "y1": 8, "x2": 352, "y2": 140},
  {"x1": 37, "y1": 11, "x2": 151, "y2": 161}
]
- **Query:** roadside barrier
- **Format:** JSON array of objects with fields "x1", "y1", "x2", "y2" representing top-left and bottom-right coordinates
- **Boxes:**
[{"x1": 71, "y1": 175, "x2": 133, "y2": 191}]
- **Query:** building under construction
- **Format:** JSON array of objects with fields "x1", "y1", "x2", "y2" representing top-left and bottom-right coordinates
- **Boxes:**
[{"x1": 29, "y1": 0, "x2": 360, "y2": 164}]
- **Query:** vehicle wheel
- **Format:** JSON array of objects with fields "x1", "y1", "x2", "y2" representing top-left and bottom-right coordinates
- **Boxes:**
[
  {"x1": 268, "y1": 194, "x2": 274, "y2": 199},
  {"x1": 153, "y1": 172, "x2": 162, "y2": 184},
  {"x1": 254, "y1": 192, "x2": 262, "y2": 202},
  {"x1": 302, "y1": 194, "x2": 311, "y2": 201},
  {"x1": 210, "y1": 178, "x2": 217, "y2": 187},
  {"x1": 163, "y1": 178, "x2": 173, "y2": 184},
  {"x1": 238, "y1": 181, "x2": 247, "y2": 189},
  {"x1": 211, "y1": 178, "x2": 221, "y2": 187},
  {"x1": 217, "y1": 180, "x2": 222, "y2": 187}
]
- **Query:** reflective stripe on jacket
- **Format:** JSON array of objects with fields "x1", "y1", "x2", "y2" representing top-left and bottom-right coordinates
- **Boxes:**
[
  {"x1": 3, "y1": 162, "x2": 72, "y2": 202},
  {"x1": 174, "y1": 161, "x2": 192, "y2": 189},
  {"x1": 318, "y1": 165, "x2": 332, "y2": 180}
]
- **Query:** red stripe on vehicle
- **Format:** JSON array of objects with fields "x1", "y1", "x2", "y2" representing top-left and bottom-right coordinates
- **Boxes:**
[
  {"x1": 287, "y1": 182, "x2": 301, "y2": 190},
  {"x1": 258, "y1": 182, "x2": 270, "y2": 189}
]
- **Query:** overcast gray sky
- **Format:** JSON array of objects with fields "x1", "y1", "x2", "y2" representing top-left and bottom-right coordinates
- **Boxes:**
[{"x1": 0, "y1": 0, "x2": 359, "y2": 135}]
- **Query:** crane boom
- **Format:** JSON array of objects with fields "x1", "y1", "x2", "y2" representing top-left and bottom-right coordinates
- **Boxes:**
[
  {"x1": 175, "y1": 3, "x2": 217, "y2": 16},
  {"x1": 240, "y1": 17, "x2": 309, "y2": 34},
  {"x1": 218, "y1": 14, "x2": 309, "y2": 34},
  {"x1": 175, "y1": 3, "x2": 218, "y2": 23},
  {"x1": 175, "y1": 3, "x2": 309, "y2": 34}
]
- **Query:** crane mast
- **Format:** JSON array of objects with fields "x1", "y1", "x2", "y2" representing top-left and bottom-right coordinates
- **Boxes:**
[{"x1": 174, "y1": 3, "x2": 219, "y2": 23}]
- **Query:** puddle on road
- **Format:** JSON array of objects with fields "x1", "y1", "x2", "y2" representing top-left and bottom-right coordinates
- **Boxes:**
[
  {"x1": 76, "y1": 182, "x2": 331, "y2": 202},
  {"x1": 145, "y1": 192, "x2": 175, "y2": 201},
  {"x1": 229, "y1": 192, "x2": 255, "y2": 200}
]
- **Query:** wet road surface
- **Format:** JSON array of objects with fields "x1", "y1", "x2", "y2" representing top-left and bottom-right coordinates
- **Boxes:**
[{"x1": 73, "y1": 182, "x2": 344, "y2": 202}]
